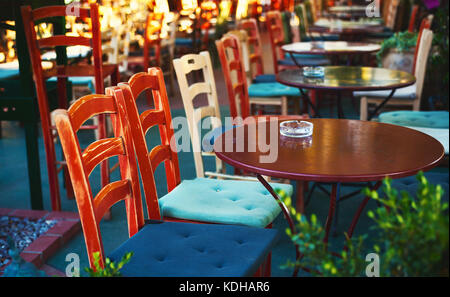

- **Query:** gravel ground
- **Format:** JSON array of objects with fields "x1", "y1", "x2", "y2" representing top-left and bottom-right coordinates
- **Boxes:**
[{"x1": 0, "y1": 216, "x2": 56, "y2": 267}]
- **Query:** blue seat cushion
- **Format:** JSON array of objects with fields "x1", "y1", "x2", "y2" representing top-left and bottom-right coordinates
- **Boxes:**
[
  {"x1": 248, "y1": 82, "x2": 300, "y2": 97},
  {"x1": 387, "y1": 172, "x2": 449, "y2": 204},
  {"x1": 175, "y1": 38, "x2": 194, "y2": 47},
  {"x1": 253, "y1": 74, "x2": 276, "y2": 83},
  {"x1": 47, "y1": 76, "x2": 95, "y2": 93},
  {"x1": 379, "y1": 111, "x2": 449, "y2": 129},
  {"x1": 0, "y1": 69, "x2": 19, "y2": 80},
  {"x1": 159, "y1": 177, "x2": 293, "y2": 227},
  {"x1": 108, "y1": 220, "x2": 280, "y2": 276},
  {"x1": 318, "y1": 34, "x2": 340, "y2": 41}
]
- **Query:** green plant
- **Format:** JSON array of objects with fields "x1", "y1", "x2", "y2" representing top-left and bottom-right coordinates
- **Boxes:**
[
  {"x1": 277, "y1": 172, "x2": 449, "y2": 277},
  {"x1": 376, "y1": 31, "x2": 418, "y2": 66},
  {"x1": 85, "y1": 251, "x2": 133, "y2": 277},
  {"x1": 276, "y1": 190, "x2": 367, "y2": 277},
  {"x1": 364, "y1": 172, "x2": 449, "y2": 276}
]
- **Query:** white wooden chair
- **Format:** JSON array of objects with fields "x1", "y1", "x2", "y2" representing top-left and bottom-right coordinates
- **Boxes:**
[
  {"x1": 355, "y1": 29, "x2": 434, "y2": 120},
  {"x1": 173, "y1": 51, "x2": 258, "y2": 181}
]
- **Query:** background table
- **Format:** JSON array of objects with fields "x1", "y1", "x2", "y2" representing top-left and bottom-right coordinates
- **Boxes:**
[
  {"x1": 276, "y1": 66, "x2": 416, "y2": 119},
  {"x1": 282, "y1": 41, "x2": 381, "y2": 65},
  {"x1": 310, "y1": 18, "x2": 383, "y2": 40},
  {"x1": 214, "y1": 117, "x2": 444, "y2": 243}
]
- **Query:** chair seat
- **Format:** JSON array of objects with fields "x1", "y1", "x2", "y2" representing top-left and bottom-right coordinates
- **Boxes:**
[
  {"x1": 353, "y1": 84, "x2": 417, "y2": 100},
  {"x1": 285, "y1": 53, "x2": 329, "y2": 60},
  {"x1": 279, "y1": 56, "x2": 330, "y2": 67},
  {"x1": 379, "y1": 111, "x2": 449, "y2": 129},
  {"x1": 248, "y1": 82, "x2": 301, "y2": 97},
  {"x1": 47, "y1": 76, "x2": 95, "y2": 93},
  {"x1": 109, "y1": 220, "x2": 280, "y2": 277},
  {"x1": 386, "y1": 172, "x2": 449, "y2": 203},
  {"x1": 253, "y1": 74, "x2": 276, "y2": 83},
  {"x1": 159, "y1": 177, "x2": 293, "y2": 227}
]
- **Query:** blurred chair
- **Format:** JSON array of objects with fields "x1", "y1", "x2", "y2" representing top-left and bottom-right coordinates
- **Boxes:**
[
  {"x1": 355, "y1": 29, "x2": 434, "y2": 120},
  {"x1": 53, "y1": 91, "x2": 280, "y2": 277},
  {"x1": 21, "y1": 3, "x2": 118, "y2": 211}
]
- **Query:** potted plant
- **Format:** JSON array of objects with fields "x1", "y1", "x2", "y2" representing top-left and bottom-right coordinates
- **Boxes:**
[{"x1": 376, "y1": 31, "x2": 418, "y2": 73}]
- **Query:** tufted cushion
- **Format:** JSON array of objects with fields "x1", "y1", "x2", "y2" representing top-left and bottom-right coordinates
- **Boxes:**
[
  {"x1": 386, "y1": 172, "x2": 449, "y2": 203},
  {"x1": 353, "y1": 84, "x2": 417, "y2": 99},
  {"x1": 47, "y1": 76, "x2": 95, "y2": 93},
  {"x1": 248, "y1": 82, "x2": 300, "y2": 97},
  {"x1": 159, "y1": 178, "x2": 293, "y2": 227},
  {"x1": 109, "y1": 220, "x2": 280, "y2": 276},
  {"x1": 253, "y1": 74, "x2": 276, "y2": 83},
  {"x1": 379, "y1": 111, "x2": 449, "y2": 129}
]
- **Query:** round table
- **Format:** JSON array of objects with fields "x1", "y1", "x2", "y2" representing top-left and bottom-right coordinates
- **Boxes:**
[
  {"x1": 213, "y1": 117, "x2": 444, "y2": 244},
  {"x1": 282, "y1": 41, "x2": 381, "y2": 65},
  {"x1": 276, "y1": 66, "x2": 416, "y2": 119},
  {"x1": 310, "y1": 18, "x2": 383, "y2": 40}
]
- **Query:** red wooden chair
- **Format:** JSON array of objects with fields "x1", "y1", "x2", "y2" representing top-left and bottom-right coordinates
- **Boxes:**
[
  {"x1": 53, "y1": 91, "x2": 279, "y2": 276},
  {"x1": 21, "y1": 3, "x2": 118, "y2": 211},
  {"x1": 408, "y1": 5, "x2": 419, "y2": 33},
  {"x1": 412, "y1": 15, "x2": 433, "y2": 75}
]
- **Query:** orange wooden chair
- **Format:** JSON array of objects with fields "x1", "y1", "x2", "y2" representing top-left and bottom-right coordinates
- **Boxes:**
[
  {"x1": 408, "y1": 5, "x2": 419, "y2": 33},
  {"x1": 21, "y1": 3, "x2": 119, "y2": 211},
  {"x1": 53, "y1": 91, "x2": 280, "y2": 276}
]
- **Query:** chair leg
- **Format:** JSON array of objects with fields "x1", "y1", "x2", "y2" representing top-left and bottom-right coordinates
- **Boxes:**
[
  {"x1": 281, "y1": 97, "x2": 288, "y2": 115},
  {"x1": 360, "y1": 97, "x2": 368, "y2": 121}
]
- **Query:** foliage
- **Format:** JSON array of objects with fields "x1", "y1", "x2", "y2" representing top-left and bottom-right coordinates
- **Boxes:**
[
  {"x1": 85, "y1": 251, "x2": 133, "y2": 277},
  {"x1": 276, "y1": 172, "x2": 449, "y2": 277},
  {"x1": 276, "y1": 189, "x2": 367, "y2": 277},
  {"x1": 364, "y1": 172, "x2": 449, "y2": 276},
  {"x1": 376, "y1": 31, "x2": 418, "y2": 66}
]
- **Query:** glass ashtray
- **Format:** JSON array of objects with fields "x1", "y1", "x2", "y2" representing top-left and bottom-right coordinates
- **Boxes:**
[
  {"x1": 303, "y1": 66, "x2": 325, "y2": 77},
  {"x1": 280, "y1": 120, "x2": 313, "y2": 138}
]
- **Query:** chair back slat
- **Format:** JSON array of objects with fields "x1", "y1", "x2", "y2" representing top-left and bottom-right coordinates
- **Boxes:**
[
  {"x1": 173, "y1": 52, "x2": 223, "y2": 178},
  {"x1": 149, "y1": 145, "x2": 172, "y2": 172},
  {"x1": 82, "y1": 137, "x2": 125, "y2": 176},
  {"x1": 37, "y1": 36, "x2": 91, "y2": 48},
  {"x1": 116, "y1": 68, "x2": 180, "y2": 220},
  {"x1": 408, "y1": 5, "x2": 419, "y2": 33},
  {"x1": 412, "y1": 16, "x2": 433, "y2": 74},
  {"x1": 140, "y1": 109, "x2": 166, "y2": 135},
  {"x1": 53, "y1": 90, "x2": 144, "y2": 270},
  {"x1": 413, "y1": 29, "x2": 433, "y2": 99},
  {"x1": 216, "y1": 34, "x2": 250, "y2": 119},
  {"x1": 31, "y1": 5, "x2": 91, "y2": 20},
  {"x1": 67, "y1": 94, "x2": 117, "y2": 132}
]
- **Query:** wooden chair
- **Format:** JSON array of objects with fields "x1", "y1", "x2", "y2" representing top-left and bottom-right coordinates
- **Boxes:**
[
  {"x1": 356, "y1": 29, "x2": 434, "y2": 120},
  {"x1": 21, "y1": 3, "x2": 119, "y2": 211},
  {"x1": 217, "y1": 32, "x2": 298, "y2": 117},
  {"x1": 116, "y1": 67, "x2": 293, "y2": 234},
  {"x1": 53, "y1": 91, "x2": 279, "y2": 276},
  {"x1": 408, "y1": 5, "x2": 419, "y2": 33},
  {"x1": 266, "y1": 10, "x2": 329, "y2": 75}
]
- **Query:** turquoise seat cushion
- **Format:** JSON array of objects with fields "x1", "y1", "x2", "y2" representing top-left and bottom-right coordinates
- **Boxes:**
[
  {"x1": 0, "y1": 69, "x2": 19, "y2": 80},
  {"x1": 248, "y1": 82, "x2": 300, "y2": 97},
  {"x1": 109, "y1": 220, "x2": 280, "y2": 276},
  {"x1": 175, "y1": 38, "x2": 193, "y2": 47},
  {"x1": 47, "y1": 76, "x2": 95, "y2": 93},
  {"x1": 285, "y1": 53, "x2": 329, "y2": 60},
  {"x1": 159, "y1": 177, "x2": 293, "y2": 227},
  {"x1": 253, "y1": 74, "x2": 276, "y2": 83},
  {"x1": 379, "y1": 111, "x2": 449, "y2": 129}
]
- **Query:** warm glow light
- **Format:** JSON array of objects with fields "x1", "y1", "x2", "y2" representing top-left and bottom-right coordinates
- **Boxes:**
[
  {"x1": 181, "y1": 0, "x2": 198, "y2": 11},
  {"x1": 236, "y1": 0, "x2": 249, "y2": 20}
]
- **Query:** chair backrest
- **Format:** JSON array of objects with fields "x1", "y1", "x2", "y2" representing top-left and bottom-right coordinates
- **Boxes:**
[
  {"x1": 172, "y1": 52, "x2": 224, "y2": 178},
  {"x1": 102, "y1": 21, "x2": 131, "y2": 73},
  {"x1": 22, "y1": 3, "x2": 105, "y2": 95},
  {"x1": 216, "y1": 34, "x2": 250, "y2": 119},
  {"x1": 412, "y1": 15, "x2": 433, "y2": 74},
  {"x1": 238, "y1": 18, "x2": 264, "y2": 80},
  {"x1": 143, "y1": 12, "x2": 164, "y2": 70},
  {"x1": 161, "y1": 13, "x2": 179, "y2": 58},
  {"x1": 294, "y1": 4, "x2": 308, "y2": 41},
  {"x1": 53, "y1": 92, "x2": 144, "y2": 270},
  {"x1": 116, "y1": 68, "x2": 180, "y2": 219},
  {"x1": 266, "y1": 10, "x2": 285, "y2": 74},
  {"x1": 408, "y1": 4, "x2": 419, "y2": 33},
  {"x1": 413, "y1": 29, "x2": 433, "y2": 102},
  {"x1": 225, "y1": 30, "x2": 251, "y2": 81},
  {"x1": 386, "y1": 0, "x2": 400, "y2": 30}
]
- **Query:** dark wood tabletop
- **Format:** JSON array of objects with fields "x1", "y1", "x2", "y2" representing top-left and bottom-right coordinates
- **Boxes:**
[
  {"x1": 214, "y1": 118, "x2": 444, "y2": 183},
  {"x1": 276, "y1": 66, "x2": 416, "y2": 91},
  {"x1": 282, "y1": 41, "x2": 381, "y2": 55}
]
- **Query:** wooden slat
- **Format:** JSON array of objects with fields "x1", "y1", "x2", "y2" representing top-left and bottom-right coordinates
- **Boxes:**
[
  {"x1": 93, "y1": 180, "x2": 131, "y2": 223},
  {"x1": 32, "y1": 5, "x2": 90, "y2": 21},
  {"x1": 188, "y1": 82, "x2": 211, "y2": 100},
  {"x1": 149, "y1": 145, "x2": 171, "y2": 171},
  {"x1": 67, "y1": 95, "x2": 116, "y2": 132},
  {"x1": 127, "y1": 72, "x2": 160, "y2": 98},
  {"x1": 38, "y1": 36, "x2": 91, "y2": 49},
  {"x1": 82, "y1": 137, "x2": 124, "y2": 176},
  {"x1": 140, "y1": 109, "x2": 165, "y2": 134}
]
